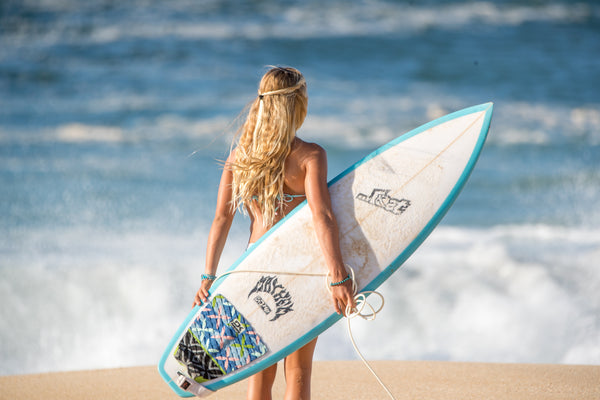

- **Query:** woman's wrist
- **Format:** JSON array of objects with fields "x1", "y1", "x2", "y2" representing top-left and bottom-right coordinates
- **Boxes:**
[
  {"x1": 201, "y1": 273, "x2": 217, "y2": 281},
  {"x1": 329, "y1": 273, "x2": 352, "y2": 287},
  {"x1": 329, "y1": 263, "x2": 349, "y2": 282}
]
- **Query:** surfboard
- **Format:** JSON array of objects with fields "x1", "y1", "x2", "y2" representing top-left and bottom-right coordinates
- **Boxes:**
[{"x1": 158, "y1": 102, "x2": 494, "y2": 397}]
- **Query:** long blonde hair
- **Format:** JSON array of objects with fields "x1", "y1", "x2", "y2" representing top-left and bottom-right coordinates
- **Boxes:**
[{"x1": 230, "y1": 67, "x2": 308, "y2": 227}]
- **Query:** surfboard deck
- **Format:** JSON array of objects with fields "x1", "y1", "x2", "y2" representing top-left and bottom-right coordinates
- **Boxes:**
[{"x1": 158, "y1": 103, "x2": 494, "y2": 397}]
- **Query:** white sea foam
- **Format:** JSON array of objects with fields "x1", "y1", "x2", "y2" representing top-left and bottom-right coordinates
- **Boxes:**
[
  {"x1": 317, "y1": 224, "x2": 600, "y2": 365},
  {"x1": 0, "y1": 224, "x2": 249, "y2": 374},
  {"x1": 3, "y1": 2, "x2": 596, "y2": 47},
  {"x1": 306, "y1": 95, "x2": 600, "y2": 148},
  {"x1": 0, "y1": 115, "x2": 233, "y2": 146},
  {"x1": 86, "y1": 2, "x2": 599, "y2": 42},
  {"x1": 1, "y1": 92, "x2": 597, "y2": 151},
  {"x1": 3, "y1": 95, "x2": 598, "y2": 149},
  {"x1": 486, "y1": 102, "x2": 600, "y2": 146},
  {"x1": 56, "y1": 123, "x2": 124, "y2": 143},
  {"x1": 1, "y1": 223, "x2": 598, "y2": 374}
]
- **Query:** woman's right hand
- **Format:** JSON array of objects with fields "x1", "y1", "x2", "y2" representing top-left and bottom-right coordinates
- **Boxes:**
[{"x1": 193, "y1": 279, "x2": 213, "y2": 307}]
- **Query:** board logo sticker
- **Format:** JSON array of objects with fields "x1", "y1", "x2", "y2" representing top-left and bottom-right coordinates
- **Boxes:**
[
  {"x1": 229, "y1": 318, "x2": 246, "y2": 335},
  {"x1": 356, "y1": 188, "x2": 411, "y2": 215},
  {"x1": 248, "y1": 276, "x2": 294, "y2": 321},
  {"x1": 253, "y1": 295, "x2": 272, "y2": 315}
]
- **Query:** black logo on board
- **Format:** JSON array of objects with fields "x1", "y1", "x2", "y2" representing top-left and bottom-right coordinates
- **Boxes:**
[
  {"x1": 248, "y1": 276, "x2": 294, "y2": 321},
  {"x1": 228, "y1": 318, "x2": 247, "y2": 335},
  {"x1": 356, "y1": 189, "x2": 411, "y2": 215}
]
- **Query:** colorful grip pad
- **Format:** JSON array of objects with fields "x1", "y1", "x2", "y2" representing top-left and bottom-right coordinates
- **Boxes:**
[{"x1": 174, "y1": 294, "x2": 268, "y2": 383}]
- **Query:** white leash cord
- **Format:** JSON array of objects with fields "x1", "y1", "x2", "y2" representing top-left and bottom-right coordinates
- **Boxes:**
[
  {"x1": 344, "y1": 291, "x2": 396, "y2": 400},
  {"x1": 328, "y1": 267, "x2": 397, "y2": 400}
]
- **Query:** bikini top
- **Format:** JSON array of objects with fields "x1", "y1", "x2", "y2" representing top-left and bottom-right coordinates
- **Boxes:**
[
  {"x1": 250, "y1": 193, "x2": 306, "y2": 211},
  {"x1": 279, "y1": 193, "x2": 306, "y2": 203}
]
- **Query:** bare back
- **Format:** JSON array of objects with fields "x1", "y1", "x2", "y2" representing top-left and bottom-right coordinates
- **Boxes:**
[{"x1": 247, "y1": 137, "x2": 324, "y2": 243}]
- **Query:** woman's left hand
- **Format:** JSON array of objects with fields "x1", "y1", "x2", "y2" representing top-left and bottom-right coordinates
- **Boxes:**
[{"x1": 331, "y1": 281, "x2": 356, "y2": 316}]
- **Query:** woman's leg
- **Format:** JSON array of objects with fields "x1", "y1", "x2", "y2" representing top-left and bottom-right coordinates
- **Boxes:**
[
  {"x1": 247, "y1": 363, "x2": 278, "y2": 400},
  {"x1": 283, "y1": 338, "x2": 318, "y2": 400}
]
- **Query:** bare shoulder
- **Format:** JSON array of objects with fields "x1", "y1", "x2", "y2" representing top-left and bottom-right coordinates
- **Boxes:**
[{"x1": 293, "y1": 138, "x2": 327, "y2": 168}]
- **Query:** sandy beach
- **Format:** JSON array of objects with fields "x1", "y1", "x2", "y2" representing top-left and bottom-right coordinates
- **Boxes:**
[{"x1": 2, "y1": 361, "x2": 598, "y2": 400}]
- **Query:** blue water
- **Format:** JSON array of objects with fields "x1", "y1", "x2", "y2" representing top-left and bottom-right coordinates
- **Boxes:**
[{"x1": 1, "y1": 0, "x2": 599, "y2": 374}]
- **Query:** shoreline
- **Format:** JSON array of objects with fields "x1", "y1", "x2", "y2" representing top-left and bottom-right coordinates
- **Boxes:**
[{"x1": 2, "y1": 361, "x2": 599, "y2": 400}]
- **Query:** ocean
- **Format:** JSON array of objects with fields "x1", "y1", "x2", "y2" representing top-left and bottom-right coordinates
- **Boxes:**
[{"x1": 1, "y1": 0, "x2": 599, "y2": 375}]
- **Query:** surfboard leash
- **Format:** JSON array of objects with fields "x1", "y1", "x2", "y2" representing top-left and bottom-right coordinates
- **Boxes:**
[
  {"x1": 328, "y1": 266, "x2": 398, "y2": 400},
  {"x1": 210, "y1": 266, "x2": 398, "y2": 400}
]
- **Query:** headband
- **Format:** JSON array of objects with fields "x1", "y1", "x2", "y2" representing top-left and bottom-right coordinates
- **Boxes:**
[
  {"x1": 252, "y1": 77, "x2": 306, "y2": 147},
  {"x1": 258, "y1": 76, "x2": 306, "y2": 98}
]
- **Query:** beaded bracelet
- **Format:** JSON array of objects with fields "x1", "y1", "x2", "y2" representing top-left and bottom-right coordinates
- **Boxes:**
[
  {"x1": 330, "y1": 273, "x2": 352, "y2": 287},
  {"x1": 201, "y1": 274, "x2": 217, "y2": 281}
]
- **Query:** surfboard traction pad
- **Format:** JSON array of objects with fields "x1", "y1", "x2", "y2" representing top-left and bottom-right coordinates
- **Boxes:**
[{"x1": 173, "y1": 294, "x2": 269, "y2": 383}]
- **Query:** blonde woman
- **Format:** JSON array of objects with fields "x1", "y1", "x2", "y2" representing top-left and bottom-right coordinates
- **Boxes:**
[{"x1": 194, "y1": 67, "x2": 355, "y2": 400}]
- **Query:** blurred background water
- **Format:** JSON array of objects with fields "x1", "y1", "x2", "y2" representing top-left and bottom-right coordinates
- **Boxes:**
[{"x1": 1, "y1": 0, "x2": 599, "y2": 374}]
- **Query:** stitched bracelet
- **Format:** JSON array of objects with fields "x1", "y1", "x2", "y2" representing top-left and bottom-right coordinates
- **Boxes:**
[
  {"x1": 330, "y1": 274, "x2": 352, "y2": 287},
  {"x1": 201, "y1": 274, "x2": 217, "y2": 281}
]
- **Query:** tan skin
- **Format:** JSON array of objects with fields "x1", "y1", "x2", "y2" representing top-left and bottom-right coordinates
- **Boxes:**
[{"x1": 194, "y1": 137, "x2": 355, "y2": 400}]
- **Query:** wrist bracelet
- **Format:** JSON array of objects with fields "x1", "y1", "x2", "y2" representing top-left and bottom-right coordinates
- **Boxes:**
[
  {"x1": 201, "y1": 274, "x2": 217, "y2": 281},
  {"x1": 330, "y1": 273, "x2": 351, "y2": 287}
]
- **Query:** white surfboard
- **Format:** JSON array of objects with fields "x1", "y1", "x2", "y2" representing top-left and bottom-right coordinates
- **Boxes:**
[{"x1": 158, "y1": 103, "x2": 494, "y2": 397}]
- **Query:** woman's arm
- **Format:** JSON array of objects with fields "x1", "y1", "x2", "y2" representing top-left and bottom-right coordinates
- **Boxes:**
[
  {"x1": 303, "y1": 145, "x2": 356, "y2": 315},
  {"x1": 194, "y1": 152, "x2": 236, "y2": 306}
]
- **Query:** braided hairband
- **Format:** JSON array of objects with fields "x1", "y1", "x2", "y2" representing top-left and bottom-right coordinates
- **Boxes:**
[{"x1": 252, "y1": 76, "x2": 306, "y2": 145}]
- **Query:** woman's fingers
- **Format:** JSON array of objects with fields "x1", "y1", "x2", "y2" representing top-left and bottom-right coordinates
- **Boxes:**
[
  {"x1": 193, "y1": 286, "x2": 210, "y2": 307},
  {"x1": 194, "y1": 290, "x2": 203, "y2": 306},
  {"x1": 193, "y1": 280, "x2": 215, "y2": 306},
  {"x1": 331, "y1": 284, "x2": 356, "y2": 316}
]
